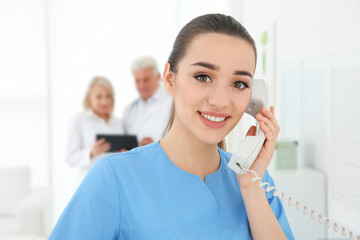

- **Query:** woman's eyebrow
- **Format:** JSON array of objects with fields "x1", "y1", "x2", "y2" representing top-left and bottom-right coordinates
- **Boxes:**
[
  {"x1": 191, "y1": 61, "x2": 253, "y2": 78},
  {"x1": 233, "y1": 70, "x2": 253, "y2": 79},
  {"x1": 190, "y1": 62, "x2": 219, "y2": 71}
]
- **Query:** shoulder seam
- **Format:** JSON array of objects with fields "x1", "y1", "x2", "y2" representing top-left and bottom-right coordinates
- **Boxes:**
[{"x1": 106, "y1": 143, "x2": 159, "y2": 159}]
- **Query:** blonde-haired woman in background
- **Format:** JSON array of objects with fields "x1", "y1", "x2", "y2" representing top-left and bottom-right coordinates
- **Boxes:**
[{"x1": 66, "y1": 76, "x2": 124, "y2": 182}]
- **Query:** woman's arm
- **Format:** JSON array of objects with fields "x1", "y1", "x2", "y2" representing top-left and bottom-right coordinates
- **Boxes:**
[
  {"x1": 237, "y1": 106, "x2": 290, "y2": 239},
  {"x1": 240, "y1": 177, "x2": 287, "y2": 240}
]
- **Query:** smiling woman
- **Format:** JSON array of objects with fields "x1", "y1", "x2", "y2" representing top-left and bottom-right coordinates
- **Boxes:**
[
  {"x1": 49, "y1": 14, "x2": 294, "y2": 240},
  {"x1": 162, "y1": 32, "x2": 256, "y2": 150}
]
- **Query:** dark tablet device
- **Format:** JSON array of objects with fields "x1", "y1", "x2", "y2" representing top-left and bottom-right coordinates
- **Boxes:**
[{"x1": 96, "y1": 134, "x2": 138, "y2": 152}]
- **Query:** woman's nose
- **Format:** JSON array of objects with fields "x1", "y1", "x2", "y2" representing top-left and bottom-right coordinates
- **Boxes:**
[{"x1": 207, "y1": 85, "x2": 230, "y2": 109}]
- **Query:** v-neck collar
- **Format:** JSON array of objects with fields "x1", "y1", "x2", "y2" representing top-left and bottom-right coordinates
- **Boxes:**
[{"x1": 156, "y1": 141, "x2": 226, "y2": 183}]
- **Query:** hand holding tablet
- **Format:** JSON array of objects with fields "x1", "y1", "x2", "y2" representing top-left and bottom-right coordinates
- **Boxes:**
[{"x1": 96, "y1": 134, "x2": 138, "y2": 152}]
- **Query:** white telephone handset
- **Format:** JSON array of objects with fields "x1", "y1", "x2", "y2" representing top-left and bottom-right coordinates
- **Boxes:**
[
  {"x1": 227, "y1": 79, "x2": 359, "y2": 240},
  {"x1": 228, "y1": 78, "x2": 269, "y2": 175}
]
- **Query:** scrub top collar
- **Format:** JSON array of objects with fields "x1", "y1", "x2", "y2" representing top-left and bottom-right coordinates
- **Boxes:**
[{"x1": 157, "y1": 141, "x2": 226, "y2": 184}]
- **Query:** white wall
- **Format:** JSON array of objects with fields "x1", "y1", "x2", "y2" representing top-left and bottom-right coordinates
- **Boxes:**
[
  {"x1": 241, "y1": 0, "x2": 360, "y2": 238},
  {"x1": 0, "y1": 0, "x2": 49, "y2": 187},
  {"x1": 243, "y1": 0, "x2": 360, "y2": 61},
  {"x1": 242, "y1": 0, "x2": 360, "y2": 132}
]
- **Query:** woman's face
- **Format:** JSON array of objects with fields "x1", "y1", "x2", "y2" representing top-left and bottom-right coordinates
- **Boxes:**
[
  {"x1": 89, "y1": 84, "x2": 113, "y2": 116},
  {"x1": 167, "y1": 33, "x2": 256, "y2": 145}
]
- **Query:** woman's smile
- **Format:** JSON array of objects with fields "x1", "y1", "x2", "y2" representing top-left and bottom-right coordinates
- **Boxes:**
[
  {"x1": 198, "y1": 111, "x2": 231, "y2": 128},
  {"x1": 163, "y1": 33, "x2": 255, "y2": 145}
]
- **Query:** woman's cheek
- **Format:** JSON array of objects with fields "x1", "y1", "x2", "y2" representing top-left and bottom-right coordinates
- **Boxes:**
[
  {"x1": 178, "y1": 81, "x2": 204, "y2": 105},
  {"x1": 232, "y1": 95, "x2": 250, "y2": 119}
]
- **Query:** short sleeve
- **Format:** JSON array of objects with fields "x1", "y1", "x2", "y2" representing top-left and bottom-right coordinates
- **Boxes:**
[
  {"x1": 49, "y1": 157, "x2": 120, "y2": 240},
  {"x1": 262, "y1": 171, "x2": 295, "y2": 240},
  {"x1": 66, "y1": 114, "x2": 93, "y2": 168}
]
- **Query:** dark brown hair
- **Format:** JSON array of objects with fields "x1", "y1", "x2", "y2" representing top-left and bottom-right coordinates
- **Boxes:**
[{"x1": 163, "y1": 13, "x2": 257, "y2": 150}]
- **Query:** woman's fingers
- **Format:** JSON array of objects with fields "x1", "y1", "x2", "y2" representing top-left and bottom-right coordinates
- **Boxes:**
[
  {"x1": 256, "y1": 114, "x2": 276, "y2": 138},
  {"x1": 254, "y1": 106, "x2": 280, "y2": 144},
  {"x1": 96, "y1": 142, "x2": 110, "y2": 153},
  {"x1": 96, "y1": 138, "x2": 106, "y2": 145},
  {"x1": 103, "y1": 142, "x2": 111, "y2": 151},
  {"x1": 256, "y1": 115, "x2": 276, "y2": 135},
  {"x1": 256, "y1": 107, "x2": 279, "y2": 134},
  {"x1": 261, "y1": 106, "x2": 280, "y2": 130},
  {"x1": 259, "y1": 121, "x2": 275, "y2": 143},
  {"x1": 269, "y1": 105, "x2": 275, "y2": 114}
]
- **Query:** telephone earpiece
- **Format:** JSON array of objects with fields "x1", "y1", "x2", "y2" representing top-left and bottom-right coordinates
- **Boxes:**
[{"x1": 228, "y1": 79, "x2": 269, "y2": 175}]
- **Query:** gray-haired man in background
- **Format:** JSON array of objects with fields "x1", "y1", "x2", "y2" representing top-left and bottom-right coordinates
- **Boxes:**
[{"x1": 122, "y1": 56, "x2": 172, "y2": 146}]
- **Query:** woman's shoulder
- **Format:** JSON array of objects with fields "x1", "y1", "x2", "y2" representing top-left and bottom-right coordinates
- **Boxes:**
[
  {"x1": 99, "y1": 142, "x2": 163, "y2": 169},
  {"x1": 90, "y1": 142, "x2": 165, "y2": 186},
  {"x1": 70, "y1": 111, "x2": 91, "y2": 121},
  {"x1": 68, "y1": 111, "x2": 89, "y2": 126}
]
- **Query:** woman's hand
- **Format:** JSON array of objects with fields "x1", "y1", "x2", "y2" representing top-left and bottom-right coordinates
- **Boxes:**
[
  {"x1": 139, "y1": 137, "x2": 154, "y2": 146},
  {"x1": 116, "y1": 149, "x2": 127, "y2": 153},
  {"x1": 237, "y1": 106, "x2": 280, "y2": 191},
  {"x1": 90, "y1": 138, "x2": 111, "y2": 158}
]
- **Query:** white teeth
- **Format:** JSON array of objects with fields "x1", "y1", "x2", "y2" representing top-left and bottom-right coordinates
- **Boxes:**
[{"x1": 200, "y1": 113, "x2": 227, "y2": 122}]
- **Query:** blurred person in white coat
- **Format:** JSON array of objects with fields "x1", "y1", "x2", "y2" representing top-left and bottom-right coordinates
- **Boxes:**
[
  {"x1": 66, "y1": 76, "x2": 124, "y2": 182},
  {"x1": 122, "y1": 56, "x2": 172, "y2": 146}
]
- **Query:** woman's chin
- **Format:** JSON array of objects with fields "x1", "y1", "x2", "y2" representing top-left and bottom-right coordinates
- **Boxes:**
[
  {"x1": 197, "y1": 134, "x2": 227, "y2": 146},
  {"x1": 96, "y1": 109, "x2": 110, "y2": 115}
]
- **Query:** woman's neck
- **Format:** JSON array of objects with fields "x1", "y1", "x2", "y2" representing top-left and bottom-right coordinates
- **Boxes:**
[
  {"x1": 93, "y1": 110, "x2": 110, "y2": 124},
  {"x1": 160, "y1": 119, "x2": 221, "y2": 182}
]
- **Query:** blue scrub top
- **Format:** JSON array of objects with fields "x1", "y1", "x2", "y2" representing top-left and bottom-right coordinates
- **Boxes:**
[{"x1": 49, "y1": 142, "x2": 294, "y2": 239}]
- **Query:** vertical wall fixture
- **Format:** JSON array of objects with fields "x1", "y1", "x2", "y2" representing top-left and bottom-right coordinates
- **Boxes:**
[{"x1": 261, "y1": 30, "x2": 268, "y2": 76}]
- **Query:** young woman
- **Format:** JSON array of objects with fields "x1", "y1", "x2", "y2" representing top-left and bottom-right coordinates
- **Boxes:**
[
  {"x1": 50, "y1": 14, "x2": 294, "y2": 239},
  {"x1": 66, "y1": 76, "x2": 124, "y2": 183}
]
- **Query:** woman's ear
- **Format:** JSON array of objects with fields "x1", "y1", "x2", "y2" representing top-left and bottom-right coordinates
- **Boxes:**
[{"x1": 162, "y1": 62, "x2": 174, "y2": 96}]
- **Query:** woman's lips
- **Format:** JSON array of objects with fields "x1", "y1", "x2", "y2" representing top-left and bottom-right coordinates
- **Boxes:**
[{"x1": 198, "y1": 111, "x2": 230, "y2": 128}]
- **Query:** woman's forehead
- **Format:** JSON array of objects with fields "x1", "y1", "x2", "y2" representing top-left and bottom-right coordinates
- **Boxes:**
[{"x1": 179, "y1": 33, "x2": 256, "y2": 74}]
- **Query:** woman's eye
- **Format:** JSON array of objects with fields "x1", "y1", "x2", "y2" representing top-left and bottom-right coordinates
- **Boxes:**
[
  {"x1": 232, "y1": 81, "x2": 248, "y2": 89},
  {"x1": 195, "y1": 74, "x2": 211, "y2": 82}
]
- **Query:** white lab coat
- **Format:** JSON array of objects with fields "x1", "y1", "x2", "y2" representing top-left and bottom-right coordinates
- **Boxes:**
[
  {"x1": 122, "y1": 85, "x2": 172, "y2": 142},
  {"x1": 66, "y1": 109, "x2": 124, "y2": 181}
]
